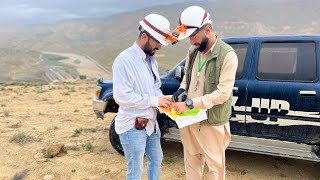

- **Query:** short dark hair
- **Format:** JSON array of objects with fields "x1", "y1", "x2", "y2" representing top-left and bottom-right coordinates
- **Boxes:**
[
  {"x1": 138, "y1": 25, "x2": 147, "y2": 38},
  {"x1": 138, "y1": 25, "x2": 160, "y2": 43},
  {"x1": 203, "y1": 23, "x2": 212, "y2": 30}
]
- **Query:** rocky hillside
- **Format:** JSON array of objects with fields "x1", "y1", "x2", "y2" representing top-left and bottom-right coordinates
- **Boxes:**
[{"x1": 0, "y1": 0, "x2": 319, "y2": 82}]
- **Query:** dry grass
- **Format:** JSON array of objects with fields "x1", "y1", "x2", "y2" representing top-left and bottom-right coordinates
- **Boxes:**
[{"x1": 0, "y1": 81, "x2": 319, "y2": 180}]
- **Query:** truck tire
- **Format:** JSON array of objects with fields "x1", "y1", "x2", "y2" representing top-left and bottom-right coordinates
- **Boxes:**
[{"x1": 109, "y1": 117, "x2": 124, "y2": 155}]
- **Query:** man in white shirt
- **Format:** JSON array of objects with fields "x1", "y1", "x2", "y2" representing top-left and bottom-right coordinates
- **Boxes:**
[{"x1": 112, "y1": 14, "x2": 172, "y2": 180}]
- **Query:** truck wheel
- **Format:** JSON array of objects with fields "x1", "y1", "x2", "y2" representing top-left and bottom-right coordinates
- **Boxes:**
[{"x1": 109, "y1": 117, "x2": 124, "y2": 155}]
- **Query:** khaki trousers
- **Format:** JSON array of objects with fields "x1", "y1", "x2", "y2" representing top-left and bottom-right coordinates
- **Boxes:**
[{"x1": 180, "y1": 121, "x2": 231, "y2": 180}]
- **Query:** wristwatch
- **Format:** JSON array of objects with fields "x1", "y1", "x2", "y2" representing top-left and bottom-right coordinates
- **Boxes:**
[{"x1": 185, "y1": 99, "x2": 194, "y2": 109}]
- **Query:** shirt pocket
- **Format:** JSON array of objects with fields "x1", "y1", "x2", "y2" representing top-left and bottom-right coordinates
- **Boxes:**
[{"x1": 207, "y1": 71, "x2": 216, "y2": 84}]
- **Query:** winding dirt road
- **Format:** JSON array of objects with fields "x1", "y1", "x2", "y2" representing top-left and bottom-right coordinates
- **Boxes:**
[{"x1": 41, "y1": 51, "x2": 111, "y2": 81}]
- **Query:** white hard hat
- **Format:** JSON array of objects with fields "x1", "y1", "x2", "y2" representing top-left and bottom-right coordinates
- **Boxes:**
[
  {"x1": 178, "y1": 6, "x2": 212, "y2": 40},
  {"x1": 139, "y1": 14, "x2": 171, "y2": 46}
]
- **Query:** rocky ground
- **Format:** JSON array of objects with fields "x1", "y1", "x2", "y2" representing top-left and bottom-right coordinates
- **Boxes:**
[{"x1": 0, "y1": 81, "x2": 319, "y2": 180}]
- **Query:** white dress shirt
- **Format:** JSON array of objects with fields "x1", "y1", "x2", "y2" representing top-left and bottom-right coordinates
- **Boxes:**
[{"x1": 112, "y1": 42, "x2": 163, "y2": 135}]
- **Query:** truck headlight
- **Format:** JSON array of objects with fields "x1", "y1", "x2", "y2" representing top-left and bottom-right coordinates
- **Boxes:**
[{"x1": 95, "y1": 86, "x2": 102, "y2": 99}]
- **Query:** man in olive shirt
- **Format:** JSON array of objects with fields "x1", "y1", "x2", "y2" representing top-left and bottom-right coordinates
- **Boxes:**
[{"x1": 171, "y1": 6, "x2": 238, "y2": 180}]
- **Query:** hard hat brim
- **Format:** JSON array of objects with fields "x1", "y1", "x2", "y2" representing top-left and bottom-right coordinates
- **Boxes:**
[
  {"x1": 177, "y1": 28, "x2": 197, "y2": 40},
  {"x1": 177, "y1": 19, "x2": 212, "y2": 40}
]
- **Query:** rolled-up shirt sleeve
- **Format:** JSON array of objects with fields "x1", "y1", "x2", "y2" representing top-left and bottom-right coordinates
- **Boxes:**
[
  {"x1": 113, "y1": 57, "x2": 158, "y2": 109},
  {"x1": 193, "y1": 51, "x2": 238, "y2": 109}
]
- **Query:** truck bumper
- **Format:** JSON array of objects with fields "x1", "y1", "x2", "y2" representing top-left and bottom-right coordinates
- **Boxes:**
[{"x1": 92, "y1": 99, "x2": 107, "y2": 119}]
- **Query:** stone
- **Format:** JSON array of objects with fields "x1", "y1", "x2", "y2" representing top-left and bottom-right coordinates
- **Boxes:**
[
  {"x1": 47, "y1": 144, "x2": 65, "y2": 157},
  {"x1": 43, "y1": 174, "x2": 55, "y2": 180}
]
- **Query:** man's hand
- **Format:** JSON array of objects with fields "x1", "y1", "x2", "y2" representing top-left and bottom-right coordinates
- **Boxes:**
[
  {"x1": 173, "y1": 102, "x2": 188, "y2": 114},
  {"x1": 158, "y1": 96, "x2": 173, "y2": 108},
  {"x1": 171, "y1": 88, "x2": 187, "y2": 102}
]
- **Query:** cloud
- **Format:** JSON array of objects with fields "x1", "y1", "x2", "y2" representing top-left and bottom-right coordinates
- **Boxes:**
[
  {"x1": 0, "y1": 3, "x2": 76, "y2": 24},
  {"x1": 0, "y1": 0, "x2": 189, "y2": 25}
]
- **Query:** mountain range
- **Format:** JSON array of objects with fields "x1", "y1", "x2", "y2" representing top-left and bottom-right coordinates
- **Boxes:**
[{"x1": 0, "y1": 0, "x2": 319, "y2": 82}]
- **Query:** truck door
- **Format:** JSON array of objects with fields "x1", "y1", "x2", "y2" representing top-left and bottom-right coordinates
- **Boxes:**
[
  {"x1": 246, "y1": 38, "x2": 320, "y2": 144},
  {"x1": 226, "y1": 39, "x2": 254, "y2": 135}
]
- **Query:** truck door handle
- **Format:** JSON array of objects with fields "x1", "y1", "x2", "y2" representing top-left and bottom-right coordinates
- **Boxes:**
[
  {"x1": 299, "y1": 90, "x2": 316, "y2": 96},
  {"x1": 233, "y1": 87, "x2": 239, "y2": 93}
]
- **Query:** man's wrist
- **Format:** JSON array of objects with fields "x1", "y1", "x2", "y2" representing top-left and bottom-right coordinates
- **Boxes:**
[
  {"x1": 151, "y1": 96, "x2": 158, "y2": 107},
  {"x1": 185, "y1": 99, "x2": 194, "y2": 109}
]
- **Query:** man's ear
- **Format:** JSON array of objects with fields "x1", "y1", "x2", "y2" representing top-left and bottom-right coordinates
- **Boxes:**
[
  {"x1": 141, "y1": 32, "x2": 149, "y2": 41},
  {"x1": 204, "y1": 24, "x2": 211, "y2": 33}
]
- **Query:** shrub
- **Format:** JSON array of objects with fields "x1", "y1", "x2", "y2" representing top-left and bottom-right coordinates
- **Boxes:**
[
  {"x1": 72, "y1": 128, "x2": 83, "y2": 137},
  {"x1": 4, "y1": 111, "x2": 9, "y2": 117},
  {"x1": 83, "y1": 142, "x2": 93, "y2": 151},
  {"x1": 10, "y1": 132, "x2": 27, "y2": 143},
  {"x1": 10, "y1": 132, "x2": 39, "y2": 143},
  {"x1": 90, "y1": 128, "x2": 97, "y2": 133},
  {"x1": 44, "y1": 150, "x2": 53, "y2": 159}
]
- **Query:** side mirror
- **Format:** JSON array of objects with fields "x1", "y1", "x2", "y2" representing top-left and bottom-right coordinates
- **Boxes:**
[
  {"x1": 174, "y1": 66, "x2": 184, "y2": 80},
  {"x1": 97, "y1": 77, "x2": 104, "y2": 84}
]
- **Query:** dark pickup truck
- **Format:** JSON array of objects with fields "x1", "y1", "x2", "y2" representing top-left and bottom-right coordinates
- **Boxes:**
[{"x1": 93, "y1": 35, "x2": 320, "y2": 161}]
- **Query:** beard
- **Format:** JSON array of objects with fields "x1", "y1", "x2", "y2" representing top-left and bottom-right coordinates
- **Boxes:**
[
  {"x1": 143, "y1": 39, "x2": 158, "y2": 56},
  {"x1": 196, "y1": 35, "x2": 209, "y2": 52}
]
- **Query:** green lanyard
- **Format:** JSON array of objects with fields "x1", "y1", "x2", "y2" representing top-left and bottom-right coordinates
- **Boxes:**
[{"x1": 197, "y1": 53, "x2": 210, "y2": 77}]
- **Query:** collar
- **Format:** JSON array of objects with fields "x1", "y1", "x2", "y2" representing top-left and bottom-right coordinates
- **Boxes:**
[
  {"x1": 132, "y1": 42, "x2": 155, "y2": 61},
  {"x1": 204, "y1": 36, "x2": 218, "y2": 56},
  {"x1": 133, "y1": 42, "x2": 146, "y2": 60}
]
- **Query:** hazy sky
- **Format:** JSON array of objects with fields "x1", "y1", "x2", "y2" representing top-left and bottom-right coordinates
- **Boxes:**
[{"x1": 0, "y1": 0, "x2": 196, "y2": 25}]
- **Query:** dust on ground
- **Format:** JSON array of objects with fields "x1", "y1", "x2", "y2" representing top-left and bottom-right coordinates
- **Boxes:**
[{"x1": 0, "y1": 81, "x2": 319, "y2": 180}]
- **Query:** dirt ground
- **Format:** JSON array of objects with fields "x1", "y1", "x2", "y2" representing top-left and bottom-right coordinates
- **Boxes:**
[{"x1": 0, "y1": 81, "x2": 319, "y2": 180}]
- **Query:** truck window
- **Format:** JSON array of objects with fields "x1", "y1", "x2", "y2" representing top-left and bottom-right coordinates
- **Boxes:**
[
  {"x1": 257, "y1": 42, "x2": 317, "y2": 82},
  {"x1": 229, "y1": 43, "x2": 248, "y2": 79}
]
